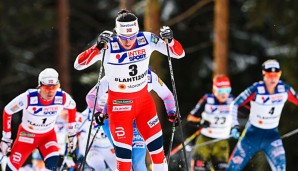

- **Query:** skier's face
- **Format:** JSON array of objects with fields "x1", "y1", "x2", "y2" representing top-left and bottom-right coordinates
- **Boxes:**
[
  {"x1": 118, "y1": 33, "x2": 137, "y2": 50},
  {"x1": 213, "y1": 87, "x2": 231, "y2": 103},
  {"x1": 39, "y1": 84, "x2": 60, "y2": 101},
  {"x1": 263, "y1": 71, "x2": 281, "y2": 89}
]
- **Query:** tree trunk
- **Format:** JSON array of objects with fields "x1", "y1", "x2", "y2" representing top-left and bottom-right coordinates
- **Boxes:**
[
  {"x1": 119, "y1": 0, "x2": 136, "y2": 11},
  {"x1": 57, "y1": 0, "x2": 71, "y2": 93},
  {"x1": 213, "y1": 0, "x2": 229, "y2": 76},
  {"x1": 144, "y1": 0, "x2": 165, "y2": 77}
]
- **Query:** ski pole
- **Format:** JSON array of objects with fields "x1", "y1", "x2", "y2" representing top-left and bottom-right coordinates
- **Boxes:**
[
  {"x1": 281, "y1": 128, "x2": 298, "y2": 139},
  {"x1": 193, "y1": 135, "x2": 232, "y2": 149},
  {"x1": 170, "y1": 128, "x2": 202, "y2": 156},
  {"x1": 79, "y1": 43, "x2": 107, "y2": 170},
  {"x1": 59, "y1": 156, "x2": 67, "y2": 171},
  {"x1": 190, "y1": 127, "x2": 298, "y2": 149},
  {"x1": 0, "y1": 153, "x2": 4, "y2": 163},
  {"x1": 59, "y1": 137, "x2": 69, "y2": 171},
  {"x1": 167, "y1": 122, "x2": 176, "y2": 161},
  {"x1": 78, "y1": 125, "x2": 101, "y2": 170},
  {"x1": 164, "y1": 38, "x2": 189, "y2": 171},
  {"x1": 192, "y1": 126, "x2": 298, "y2": 148}
]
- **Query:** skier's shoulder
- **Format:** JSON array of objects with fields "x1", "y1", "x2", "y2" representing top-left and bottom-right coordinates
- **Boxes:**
[
  {"x1": 196, "y1": 93, "x2": 210, "y2": 104},
  {"x1": 141, "y1": 31, "x2": 160, "y2": 44},
  {"x1": 277, "y1": 80, "x2": 291, "y2": 92},
  {"x1": 244, "y1": 81, "x2": 261, "y2": 93}
]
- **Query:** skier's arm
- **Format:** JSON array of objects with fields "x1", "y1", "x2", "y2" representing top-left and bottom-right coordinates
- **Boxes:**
[
  {"x1": 186, "y1": 95, "x2": 213, "y2": 128},
  {"x1": 62, "y1": 92, "x2": 77, "y2": 152},
  {"x1": 62, "y1": 92, "x2": 77, "y2": 135},
  {"x1": 187, "y1": 95, "x2": 207, "y2": 122},
  {"x1": 75, "y1": 109, "x2": 90, "y2": 134},
  {"x1": 86, "y1": 76, "x2": 109, "y2": 112},
  {"x1": 74, "y1": 44, "x2": 104, "y2": 70},
  {"x1": 2, "y1": 92, "x2": 28, "y2": 138},
  {"x1": 286, "y1": 85, "x2": 298, "y2": 105},
  {"x1": 151, "y1": 71, "x2": 176, "y2": 113},
  {"x1": 230, "y1": 85, "x2": 257, "y2": 127},
  {"x1": 144, "y1": 32, "x2": 185, "y2": 59},
  {"x1": 74, "y1": 31, "x2": 113, "y2": 70}
]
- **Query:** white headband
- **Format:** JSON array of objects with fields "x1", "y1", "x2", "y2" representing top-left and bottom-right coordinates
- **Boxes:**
[
  {"x1": 264, "y1": 61, "x2": 280, "y2": 70},
  {"x1": 115, "y1": 19, "x2": 139, "y2": 35}
]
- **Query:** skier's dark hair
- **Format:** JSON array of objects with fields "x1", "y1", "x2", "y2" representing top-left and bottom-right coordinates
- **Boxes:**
[{"x1": 116, "y1": 9, "x2": 137, "y2": 22}]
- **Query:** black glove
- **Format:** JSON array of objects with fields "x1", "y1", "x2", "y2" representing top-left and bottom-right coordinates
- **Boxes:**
[
  {"x1": 168, "y1": 112, "x2": 180, "y2": 127},
  {"x1": 97, "y1": 30, "x2": 113, "y2": 49},
  {"x1": 188, "y1": 119, "x2": 210, "y2": 128},
  {"x1": 160, "y1": 26, "x2": 173, "y2": 43},
  {"x1": 94, "y1": 112, "x2": 106, "y2": 126},
  {"x1": 200, "y1": 120, "x2": 210, "y2": 128}
]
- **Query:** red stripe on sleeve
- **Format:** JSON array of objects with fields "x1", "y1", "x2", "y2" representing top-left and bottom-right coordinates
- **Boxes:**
[
  {"x1": 288, "y1": 90, "x2": 298, "y2": 105},
  {"x1": 3, "y1": 110, "x2": 12, "y2": 133},
  {"x1": 67, "y1": 108, "x2": 77, "y2": 123},
  {"x1": 77, "y1": 44, "x2": 100, "y2": 65},
  {"x1": 62, "y1": 93, "x2": 76, "y2": 123},
  {"x1": 169, "y1": 39, "x2": 184, "y2": 56},
  {"x1": 63, "y1": 93, "x2": 66, "y2": 105},
  {"x1": 239, "y1": 92, "x2": 255, "y2": 107}
]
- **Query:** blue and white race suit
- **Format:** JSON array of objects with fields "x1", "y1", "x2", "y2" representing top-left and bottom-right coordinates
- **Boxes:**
[{"x1": 227, "y1": 81, "x2": 298, "y2": 171}]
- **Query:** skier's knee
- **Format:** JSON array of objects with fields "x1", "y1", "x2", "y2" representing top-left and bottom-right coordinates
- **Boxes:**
[
  {"x1": 213, "y1": 161, "x2": 228, "y2": 171},
  {"x1": 44, "y1": 155, "x2": 59, "y2": 170},
  {"x1": 114, "y1": 144, "x2": 132, "y2": 160},
  {"x1": 147, "y1": 135, "x2": 163, "y2": 152},
  {"x1": 5, "y1": 165, "x2": 13, "y2": 171},
  {"x1": 192, "y1": 159, "x2": 211, "y2": 171}
]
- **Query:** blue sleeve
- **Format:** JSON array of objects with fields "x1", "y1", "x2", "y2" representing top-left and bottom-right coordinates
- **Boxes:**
[
  {"x1": 230, "y1": 84, "x2": 257, "y2": 126},
  {"x1": 190, "y1": 94, "x2": 208, "y2": 118}
]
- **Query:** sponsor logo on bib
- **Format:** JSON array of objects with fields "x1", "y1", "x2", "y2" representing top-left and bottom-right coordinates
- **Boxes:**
[
  {"x1": 116, "y1": 49, "x2": 147, "y2": 63},
  {"x1": 113, "y1": 99, "x2": 133, "y2": 104},
  {"x1": 112, "y1": 105, "x2": 132, "y2": 111},
  {"x1": 147, "y1": 115, "x2": 159, "y2": 128}
]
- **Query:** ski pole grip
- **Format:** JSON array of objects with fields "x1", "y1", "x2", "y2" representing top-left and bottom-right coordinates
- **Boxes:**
[
  {"x1": 165, "y1": 39, "x2": 169, "y2": 44},
  {"x1": 103, "y1": 43, "x2": 108, "y2": 49}
]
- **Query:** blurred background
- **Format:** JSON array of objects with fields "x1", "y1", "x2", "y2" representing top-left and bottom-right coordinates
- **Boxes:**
[{"x1": 1, "y1": 0, "x2": 298, "y2": 170}]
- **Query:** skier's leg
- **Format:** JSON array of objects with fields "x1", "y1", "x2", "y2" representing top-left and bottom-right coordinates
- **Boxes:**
[
  {"x1": 226, "y1": 136, "x2": 257, "y2": 171},
  {"x1": 132, "y1": 122, "x2": 147, "y2": 171},
  {"x1": 212, "y1": 139, "x2": 230, "y2": 171},
  {"x1": 191, "y1": 135, "x2": 212, "y2": 171},
  {"x1": 135, "y1": 93, "x2": 167, "y2": 171},
  {"x1": 6, "y1": 128, "x2": 37, "y2": 170},
  {"x1": 39, "y1": 129, "x2": 59, "y2": 170},
  {"x1": 102, "y1": 119, "x2": 114, "y2": 145},
  {"x1": 86, "y1": 148, "x2": 106, "y2": 171},
  {"x1": 264, "y1": 139, "x2": 286, "y2": 171},
  {"x1": 108, "y1": 104, "x2": 134, "y2": 171}
]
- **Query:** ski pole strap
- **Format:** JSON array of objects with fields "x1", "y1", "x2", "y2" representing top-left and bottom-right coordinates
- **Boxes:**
[{"x1": 170, "y1": 128, "x2": 202, "y2": 156}]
